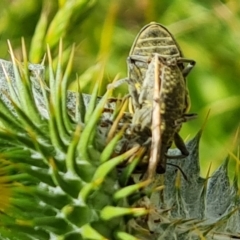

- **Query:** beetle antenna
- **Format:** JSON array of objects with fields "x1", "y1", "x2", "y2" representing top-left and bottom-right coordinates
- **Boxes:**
[{"x1": 166, "y1": 163, "x2": 188, "y2": 181}]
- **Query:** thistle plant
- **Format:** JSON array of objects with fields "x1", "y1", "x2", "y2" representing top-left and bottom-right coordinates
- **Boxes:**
[
  {"x1": 0, "y1": 40, "x2": 146, "y2": 240},
  {"x1": 0, "y1": 1, "x2": 240, "y2": 239},
  {"x1": 0, "y1": 38, "x2": 239, "y2": 240}
]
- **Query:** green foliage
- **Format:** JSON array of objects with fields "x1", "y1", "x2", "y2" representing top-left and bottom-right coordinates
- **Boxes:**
[
  {"x1": 0, "y1": 51, "x2": 239, "y2": 238},
  {"x1": 0, "y1": 43, "x2": 148, "y2": 239},
  {"x1": 0, "y1": 0, "x2": 239, "y2": 174},
  {"x1": 0, "y1": 1, "x2": 240, "y2": 239}
]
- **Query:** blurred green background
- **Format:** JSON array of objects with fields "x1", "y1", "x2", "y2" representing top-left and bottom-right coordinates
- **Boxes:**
[{"x1": 0, "y1": 0, "x2": 239, "y2": 177}]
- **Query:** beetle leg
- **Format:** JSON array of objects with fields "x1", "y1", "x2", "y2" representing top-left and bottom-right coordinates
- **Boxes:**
[
  {"x1": 165, "y1": 132, "x2": 189, "y2": 159},
  {"x1": 107, "y1": 77, "x2": 128, "y2": 90},
  {"x1": 128, "y1": 55, "x2": 151, "y2": 64},
  {"x1": 174, "y1": 132, "x2": 189, "y2": 156},
  {"x1": 177, "y1": 58, "x2": 196, "y2": 77},
  {"x1": 107, "y1": 54, "x2": 150, "y2": 90},
  {"x1": 174, "y1": 113, "x2": 198, "y2": 126},
  {"x1": 145, "y1": 54, "x2": 161, "y2": 179}
]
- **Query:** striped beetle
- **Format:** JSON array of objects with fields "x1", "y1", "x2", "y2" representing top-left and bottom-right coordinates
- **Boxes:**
[
  {"x1": 127, "y1": 22, "x2": 195, "y2": 112},
  {"x1": 121, "y1": 22, "x2": 197, "y2": 178},
  {"x1": 135, "y1": 54, "x2": 197, "y2": 179}
]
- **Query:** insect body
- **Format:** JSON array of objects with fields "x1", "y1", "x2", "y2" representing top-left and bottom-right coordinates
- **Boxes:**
[
  {"x1": 125, "y1": 22, "x2": 196, "y2": 178},
  {"x1": 134, "y1": 54, "x2": 193, "y2": 178},
  {"x1": 127, "y1": 22, "x2": 195, "y2": 112}
]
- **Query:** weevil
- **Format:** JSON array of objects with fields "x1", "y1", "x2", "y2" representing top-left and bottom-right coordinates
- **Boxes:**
[
  {"x1": 134, "y1": 54, "x2": 197, "y2": 179},
  {"x1": 128, "y1": 23, "x2": 197, "y2": 178},
  {"x1": 112, "y1": 22, "x2": 197, "y2": 178},
  {"x1": 108, "y1": 22, "x2": 196, "y2": 178}
]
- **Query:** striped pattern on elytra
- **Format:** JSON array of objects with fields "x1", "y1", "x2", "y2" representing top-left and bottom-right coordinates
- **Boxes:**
[
  {"x1": 127, "y1": 22, "x2": 195, "y2": 112},
  {"x1": 125, "y1": 22, "x2": 197, "y2": 178}
]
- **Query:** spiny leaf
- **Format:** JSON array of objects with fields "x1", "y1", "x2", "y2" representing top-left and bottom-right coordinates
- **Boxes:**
[
  {"x1": 78, "y1": 88, "x2": 111, "y2": 162},
  {"x1": 114, "y1": 180, "x2": 151, "y2": 201},
  {"x1": 82, "y1": 224, "x2": 107, "y2": 240},
  {"x1": 100, "y1": 206, "x2": 147, "y2": 220},
  {"x1": 114, "y1": 231, "x2": 138, "y2": 240},
  {"x1": 8, "y1": 40, "x2": 42, "y2": 125}
]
